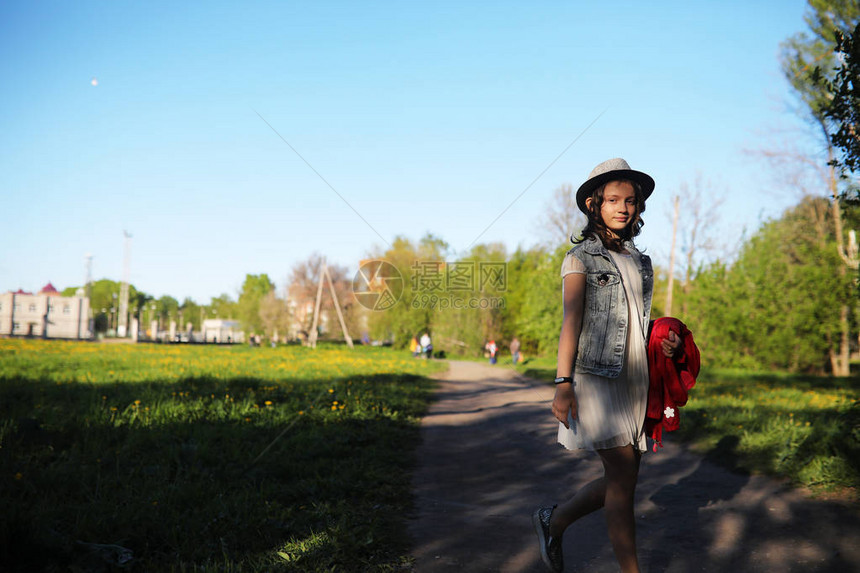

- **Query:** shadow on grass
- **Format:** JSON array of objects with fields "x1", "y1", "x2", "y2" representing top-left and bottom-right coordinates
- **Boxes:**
[{"x1": 0, "y1": 373, "x2": 434, "y2": 572}]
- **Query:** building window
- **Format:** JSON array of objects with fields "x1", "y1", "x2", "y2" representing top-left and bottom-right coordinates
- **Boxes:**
[
  {"x1": 0, "y1": 303, "x2": 3, "y2": 311},
  {"x1": 12, "y1": 322, "x2": 20, "y2": 331},
  {"x1": 14, "y1": 304, "x2": 21, "y2": 311},
  {"x1": 63, "y1": 305, "x2": 71, "y2": 314},
  {"x1": 29, "y1": 304, "x2": 36, "y2": 312}
]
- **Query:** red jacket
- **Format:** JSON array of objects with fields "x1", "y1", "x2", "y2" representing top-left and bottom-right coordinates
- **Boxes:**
[{"x1": 646, "y1": 317, "x2": 700, "y2": 451}]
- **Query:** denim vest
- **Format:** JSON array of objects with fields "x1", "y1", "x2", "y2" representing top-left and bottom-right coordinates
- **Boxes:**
[{"x1": 566, "y1": 236, "x2": 653, "y2": 378}]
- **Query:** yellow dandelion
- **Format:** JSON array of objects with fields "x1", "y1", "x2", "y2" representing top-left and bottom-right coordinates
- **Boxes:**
[
  {"x1": 110, "y1": 406, "x2": 118, "y2": 412},
  {"x1": 331, "y1": 405, "x2": 338, "y2": 411},
  {"x1": 328, "y1": 388, "x2": 334, "y2": 393},
  {"x1": 265, "y1": 400, "x2": 273, "y2": 406},
  {"x1": 134, "y1": 400, "x2": 141, "y2": 405},
  {"x1": 299, "y1": 411, "x2": 304, "y2": 415},
  {"x1": 244, "y1": 417, "x2": 251, "y2": 422},
  {"x1": 15, "y1": 472, "x2": 23, "y2": 480}
]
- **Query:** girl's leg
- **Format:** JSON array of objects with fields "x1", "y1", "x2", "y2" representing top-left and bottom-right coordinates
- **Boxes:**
[
  {"x1": 548, "y1": 476, "x2": 605, "y2": 538},
  {"x1": 597, "y1": 445, "x2": 642, "y2": 573}
]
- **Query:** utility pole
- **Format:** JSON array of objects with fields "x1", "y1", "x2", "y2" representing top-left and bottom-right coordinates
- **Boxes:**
[
  {"x1": 308, "y1": 260, "x2": 325, "y2": 348},
  {"x1": 85, "y1": 253, "x2": 94, "y2": 338},
  {"x1": 666, "y1": 195, "x2": 680, "y2": 317},
  {"x1": 117, "y1": 231, "x2": 132, "y2": 337},
  {"x1": 308, "y1": 258, "x2": 353, "y2": 349}
]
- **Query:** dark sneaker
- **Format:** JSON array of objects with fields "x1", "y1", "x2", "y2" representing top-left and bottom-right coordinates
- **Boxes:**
[{"x1": 533, "y1": 506, "x2": 563, "y2": 572}]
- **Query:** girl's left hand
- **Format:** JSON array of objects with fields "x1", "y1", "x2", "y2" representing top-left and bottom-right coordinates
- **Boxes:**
[{"x1": 661, "y1": 330, "x2": 682, "y2": 358}]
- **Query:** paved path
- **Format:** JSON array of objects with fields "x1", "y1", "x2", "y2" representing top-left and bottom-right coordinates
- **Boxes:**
[{"x1": 408, "y1": 360, "x2": 860, "y2": 572}]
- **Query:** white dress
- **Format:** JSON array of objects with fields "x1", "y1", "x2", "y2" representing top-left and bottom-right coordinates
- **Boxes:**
[{"x1": 557, "y1": 250, "x2": 649, "y2": 453}]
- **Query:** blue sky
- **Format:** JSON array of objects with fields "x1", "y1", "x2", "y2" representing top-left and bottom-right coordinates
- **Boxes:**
[{"x1": 1, "y1": 1, "x2": 814, "y2": 303}]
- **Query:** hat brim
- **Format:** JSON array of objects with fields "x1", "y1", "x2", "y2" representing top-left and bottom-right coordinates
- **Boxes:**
[{"x1": 576, "y1": 169, "x2": 655, "y2": 214}]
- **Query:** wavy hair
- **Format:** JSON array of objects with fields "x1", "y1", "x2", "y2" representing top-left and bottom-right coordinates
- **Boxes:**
[{"x1": 571, "y1": 179, "x2": 646, "y2": 252}]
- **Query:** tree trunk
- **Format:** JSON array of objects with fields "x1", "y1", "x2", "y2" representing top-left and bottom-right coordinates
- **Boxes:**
[
  {"x1": 822, "y1": 121, "x2": 855, "y2": 376},
  {"x1": 666, "y1": 195, "x2": 679, "y2": 316}
]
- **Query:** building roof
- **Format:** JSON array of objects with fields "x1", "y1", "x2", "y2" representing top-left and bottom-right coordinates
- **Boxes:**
[{"x1": 39, "y1": 282, "x2": 60, "y2": 296}]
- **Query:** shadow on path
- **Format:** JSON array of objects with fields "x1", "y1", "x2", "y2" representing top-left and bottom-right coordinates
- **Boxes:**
[{"x1": 408, "y1": 361, "x2": 860, "y2": 572}]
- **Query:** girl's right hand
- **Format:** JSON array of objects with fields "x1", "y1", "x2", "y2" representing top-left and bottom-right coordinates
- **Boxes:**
[{"x1": 552, "y1": 383, "x2": 577, "y2": 429}]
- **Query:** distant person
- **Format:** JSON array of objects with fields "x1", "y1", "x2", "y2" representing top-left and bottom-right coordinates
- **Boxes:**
[
  {"x1": 420, "y1": 332, "x2": 432, "y2": 359},
  {"x1": 410, "y1": 335, "x2": 420, "y2": 358},
  {"x1": 487, "y1": 340, "x2": 498, "y2": 364},
  {"x1": 510, "y1": 337, "x2": 521, "y2": 365},
  {"x1": 533, "y1": 159, "x2": 681, "y2": 573}
]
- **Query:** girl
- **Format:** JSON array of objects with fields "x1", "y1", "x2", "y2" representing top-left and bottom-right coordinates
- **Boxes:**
[{"x1": 533, "y1": 158, "x2": 680, "y2": 573}]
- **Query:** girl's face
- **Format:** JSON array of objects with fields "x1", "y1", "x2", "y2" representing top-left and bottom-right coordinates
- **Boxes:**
[{"x1": 588, "y1": 180, "x2": 637, "y2": 237}]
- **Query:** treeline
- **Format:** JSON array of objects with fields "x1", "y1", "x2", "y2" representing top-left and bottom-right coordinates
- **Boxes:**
[
  {"x1": 361, "y1": 194, "x2": 858, "y2": 376},
  {"x1": 63, "y1": 191, "x2": 857, "y2": 374},
  {"x1": 61, "y1": 274, "x2": 285, "y2": 337}
]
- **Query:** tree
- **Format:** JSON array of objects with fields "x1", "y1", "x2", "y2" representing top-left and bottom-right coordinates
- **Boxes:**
[
  {"x1": 505, "y1": 243, "x2": 568, "y2": 357},
  {"x1": 362, "y1": 234, "x2": 445, "y2": 348},
  {"x1": 258, "y1": 290, "x2": 292, "y2": 341},
  {"x1": 537, "y1": 183, "x2": 586, "y2": 247},
  {"x1": 157, "y1": 296, "x2": 179, "y2": 328},
  {"x1": 208, "y1": 293, "x2": 237, "y2": 319},
  {"x1": 62, "y1": 279, "x2": 146, "y2": 334},
  {"x1": 780, "y1": 0, "x2": 860, "y2": 374},
  {"x1": 816, "y1": 22, "x2": 860, "y2": 175},
  {"x1": 685, "y1": 196, "x2": 856, "y2": 373},
  {"x1": 237, "y1": 274, "x2": 275, "y2": 334},
  {"x1": 663, "y1": 175, "x2": 726, "y2": 317},
  {"x1": 430, "y1": 242, "x2": 508, "y2": 356},
  {"x1": 179, "y1": 297, "x2": 200, "y2": 331}
]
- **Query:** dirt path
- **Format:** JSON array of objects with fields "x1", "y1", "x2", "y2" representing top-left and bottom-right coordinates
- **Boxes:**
[{"x1": 408, "y1": 360, "x2": 860, "y2": 572}]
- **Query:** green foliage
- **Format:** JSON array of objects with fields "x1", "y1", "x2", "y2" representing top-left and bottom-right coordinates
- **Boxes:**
[
  {"x1": 0, "y1": 339, "x2": 445, "y2": 571},
  {"x1": 780, "y1": 0, "x2": 859, "y2": 122},
  {"x1": 430, "y1": 242, "x2": 508, "y2": 356},
  {"x1": 62, "y1": 279, "x2": 150, "y2": 333},
  {"x1": 209, "y1": 293, "x2": 238, "y2": 320},
  {"x1": 685, "y1": 197, "x2": 856, "y2": 372},
  {"x1": 364, "y1": 235, "x2": 440, "y2": 348},
  {"x1": 818, "y1": 22, "x2": 860, "y2": 176},
  {"x1": 237, "y1": 274, "x2": 275, "y2": 334},
  {"x1": 508, "y1": 245, "x2": 568, "y2": 357}
]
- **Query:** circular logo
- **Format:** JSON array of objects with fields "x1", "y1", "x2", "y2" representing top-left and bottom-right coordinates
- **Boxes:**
[{"x1": 353, "y1": 260, "x2": 403, "y2": 311}]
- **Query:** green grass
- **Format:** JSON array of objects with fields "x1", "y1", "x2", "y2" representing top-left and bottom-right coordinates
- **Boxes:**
[
  {"x1": 0, "y1": 339, "x2": 446, "y2": 572},
  {"x1": 507, "y1": 357, "x2": 859, "y2": 497}
]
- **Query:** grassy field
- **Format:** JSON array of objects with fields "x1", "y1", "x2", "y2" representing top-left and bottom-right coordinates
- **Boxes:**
[
  {"x1": 515, "y1": 355, "x2": 860, "y2": 497},
  {"x1": 0, "y1": 339, "x2": 446, "y2": 572}
]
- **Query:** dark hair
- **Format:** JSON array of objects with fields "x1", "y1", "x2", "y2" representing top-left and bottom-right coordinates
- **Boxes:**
[{"x1": 571, "y1": 179, "x2": 646, "y2": 252}]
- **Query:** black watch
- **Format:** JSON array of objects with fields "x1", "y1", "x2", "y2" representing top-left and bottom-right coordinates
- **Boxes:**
[{"x1": 554, "y1": 376, "x2": 573, "y2": 385}]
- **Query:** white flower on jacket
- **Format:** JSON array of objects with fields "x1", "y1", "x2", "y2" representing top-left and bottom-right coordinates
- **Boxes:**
[{"x1": 664, "y1": 406, "x2": 675, "y2": 419}]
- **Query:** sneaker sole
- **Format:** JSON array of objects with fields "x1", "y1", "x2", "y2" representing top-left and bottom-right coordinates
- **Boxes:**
[{"x1": 532, "y1": 509, "x2": 557, "y2": 572}]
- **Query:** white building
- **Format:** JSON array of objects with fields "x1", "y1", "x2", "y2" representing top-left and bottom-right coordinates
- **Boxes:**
[
  {"x1": 201, "y1": 318, "x2": 244, "y2": 344},
  {"x1": 0, "y1": 283, "x2": 91, "y2": 339}
]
